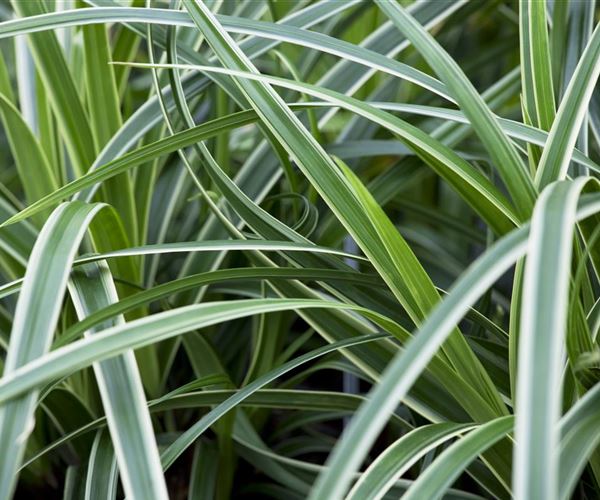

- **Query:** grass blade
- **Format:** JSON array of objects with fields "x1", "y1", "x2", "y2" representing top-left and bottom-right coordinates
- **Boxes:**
[
  {"x1": 347, "y1": 423, "x2": 475, "y2": 500},
  {"x1": 375, "y1": 0, "x2": 536, "y2": 218},
  {"x1": 403, "y1": 417, "x2": 514, "y2": 500},
  {"x1": 535, "y1": 24, "x2": 600, "y2": 187},
  {"x1": 85, "y1": 430, "x2": 118, "y2": 500},
  {"x1": 69, "y1": 261, "x2": 168, "y2": 499},
  {"x1": 0, "y1": 201, "x2": 105, "y2": 499},
  {"x1": 513, "y1": 179, "x2": 591, "y2": 500},
  {"x1": 11, "y1": 0, "x2": 96, "y2": 176}
]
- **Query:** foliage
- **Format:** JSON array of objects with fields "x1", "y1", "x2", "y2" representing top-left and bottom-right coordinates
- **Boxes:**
[{"x1": 0, "y1": 0, "x2": 599, "y2": 499}]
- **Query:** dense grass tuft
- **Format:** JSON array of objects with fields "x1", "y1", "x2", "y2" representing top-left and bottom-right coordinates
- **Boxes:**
[{"x1": 0, "y1": 1, "x2": 599, "y2": 499}]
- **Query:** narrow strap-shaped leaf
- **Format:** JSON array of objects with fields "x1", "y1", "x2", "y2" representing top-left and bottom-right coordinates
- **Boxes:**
[
  {"x1": 169, "y1": 10, "x2": 517, "y2": 413},
  {"x1": 154, "y1": 11, "x2": 506, "y2": 424},
  {"x1": 375, "y1": 0, "x2": 536, "y2": 219},
  {"x1": 181, "y1": 5, "x2": 514, "y2": 330},
  {"x1": 522, "y1": 0, "x2": 555, "y2": 131},
  {"x1": 0, "y1": 201, "x2": 105, "y2": 499},
  {"x1": 85, "y1": 429, "x2": 118, "y2": 500},
  {"x1": 0, "y1": 299, "x2": 369, "y2": 405},
  {"x1": 562, "y1": 0, "x2": 596, "y2": 176},
  {"x1": 12, "y1": 80, "x2": 598, "y2": 233},
  {"x1": 518, "y1": 0, "x2": 544, "y2": 172},
  {"x1": 134, "y1": 62, "x2": 522, "y2": 234},
  {"x1": 24, "y1": 387, "x2": 409, "y2": 481},
  {"x1": 69, "y1": 261, "x2": 168, "y2": 500},
  {"x1": 188, "y1": 441, "x2": 219, "y2": 500},
  {"x1": 76, "y1": 0, "x2": 360, "y2": 204},
  {"x1": 11, "y1": 0, "x2": 96, "y2": 176},
  {"x1": 3, "y1": 292, "x2": 484, "y2": 434},
  {"x1": 0, "y1": 6, "x2": 453, "y2": 103},
  {"x1": 0, "y1": 240, "x2": 369, "y2": 303},
  {"x1": 336, "y1": 158, "x2": 505, "y2": 415},
  {"x1": 82, "y1": 20, "x2": 138, "y2": 245},
  {"x1": 403, "y1": 416, "x2": 514, "y2": 500},
  {"x1": 81, "y1": 23, "x2": 122, "y2": 149},
  {"x1": 0, "y1": 93, "x2": 58, "y2": 225},
  {"x1": 347, "y1": 422, "x2": 475, "y2": 500},
  {"x1": 519, "y1": 0, "x2": 536, "y2": 135},
  {"x1": 63, "y1": 465, "x2": 87, "y2": 500},
  {"x1": 150, "y1": 46, "x2": 514, "y2": 434},
  {"x1": 56, "y1": 266, "x2": 382, "y2": 348},
  {"x1": 559, "y1": 381, "x2": 600, "y2": 500},
  {"x1": 513, "y1": 178, "x2": 591, "y2": 500},
  {"x1": 562, "y1": 0, "x2": 597, "y2": 97},
  {"x1": 0, "y1": 197, "x2": 36, "y2": 273},
  {"x1": 535, "y1": 23, "x2": 600, "y2": 187}
]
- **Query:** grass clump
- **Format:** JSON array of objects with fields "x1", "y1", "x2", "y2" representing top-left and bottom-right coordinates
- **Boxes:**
[{"x1": 0, "y1": 1, "x2": 599, "y2": 499}]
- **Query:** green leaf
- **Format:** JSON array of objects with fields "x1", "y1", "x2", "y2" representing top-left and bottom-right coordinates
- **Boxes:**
[
  {"x1": 55, "y1": 267, "x2": 382, "y2": 348},
  {"x1": 347, "y1": 422, "x2": 475, "y2": 500},
  {"x1": 375, "y1": 0, "x2": 536, "y2": 219},
  {"x1": 121, "y1": 63, "x2": 521, "y2": 234},
  {"x1": 82, "y1": 19, "x2": 138, "y2": 245},
  {"x1": 513, "y1": 179, "x2": 592, "y2": 500},
  {"x1": 69, "y1": 261, "x2": 168, "y2": 499},
  {"x1": 0, "y1": 299, "x2": 366, "y2": 405},
  {"x1": 160, "y1": 333, "x2": 388, "y2": 470},
  {"x1": 521, "y1": 0, "x2": 555, "y2": 132},
  {"x1": 559, "y1": 381, "x2": 600, "y2": 500},
  {"x1": 535, "y1": 23, "x2": 600, "y2": 187},
  {"x1": 0, "y1": 93, "x2": 58, "y2": 224},
  {"x1": 0, "y1": 201, "x2": 106, "y2": 499},
  {"x1": 84, "y1": 430, "x2": 118, "y2": 500},
  {"x1": 11, "y1": 0, "x2": 96, "y2": 176},
  {"x1": 403, "y1": 416, "x2": 514, "y2": 500},
  {"x1": 336, "y1": 157, "x2": 505, "y2": 416}
]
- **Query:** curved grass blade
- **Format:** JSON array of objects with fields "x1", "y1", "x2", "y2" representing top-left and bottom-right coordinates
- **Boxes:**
[
  {"x1": 76, "y1": 0, "x2": 361, "y2": 205},
  {"x1": 69, "y1": 261, "x2": 168, "y2": 500},
  {"x1": 347, "y1": 422, "x2": 475, "y2": 500},
  {"x1": 336, "y1": 157, "x2": 506, "y2": 415},
  {"x1": 0, "y1": 4, "x2": 520, "y2": 233},
  {"x1": 536, "y1": 23, "x2": 600, "y2": 187},
  {"x1": 11, "y1": 0, "x2": 96, "y2": 177},
  {"x1": 0, "y1": 299, "x2": 367, "y2": 405},
  {"x1": 402, "y1": 416, "x2": 514, "y2": 500},
  {"x1": 10, "y1": 87, "x2": 596, "y2": 231},
  {"x1": 7, "y1": 87, "x2": 596, "y2": 233},
  {"x1": 563, "y1": 0, "x2": 596, "y2": 176},
  {"x1": 156, "y1": 6, "x2": 510, "y2": 426},
  {"x1": 138, "y1": 4, "x2": 521, "y2": 424},
  {"x1": 0, "y1": 7, "x2": 450, "y2": 102},
  {"x1": 375, "y1": 0, "x2": 536, "y2": 219},
  {"x1": 522, "y1": 0, "x2": 555, "y2": 131},
  {"x1": 559, "y1": 381, "x2": 600, "y2": 500},
  {"x1": 56, "y1": 267, "x2": 382, "y2": 348},
  {"x1": 85, "y1": 430, "x2": 118, "y2": 500},
  {"x1": 513, "y1": 178, "x2": 591, "y2": 500},
  {"x1": 0, "y1": 240, "x2": 369, "y2": 303},
  {"x1": 163, "y1": 6, "x2": 509, "y2": 428},
  {"x1": 22, "y1": 388, "x2": 404, "y2": 476},
  {"x1": 0, "y1": 93, "x2": 58, "y2": 225},
  {"x1": 82, "y1": 19, "x2": 138, "y2": 245},
  {"x1": 0, "y1": 201, "x2": 106, "y2": 499},
  {"x1": 115, "y1": 63, "x2": 520, "y2": 233}
]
